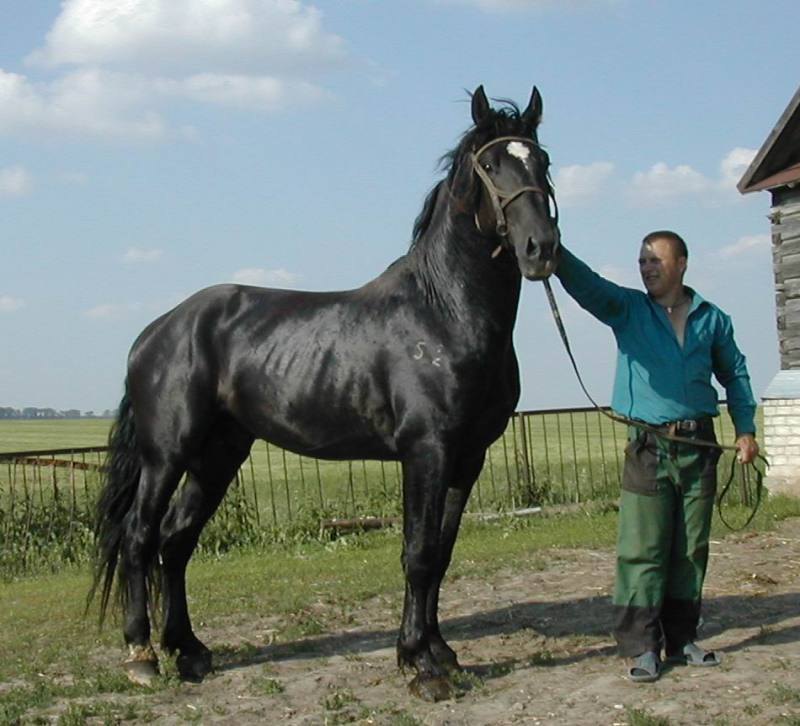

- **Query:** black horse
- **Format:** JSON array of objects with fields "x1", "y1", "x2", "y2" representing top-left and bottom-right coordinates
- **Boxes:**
[{"x1": 90, "y1": 85, "x2": 560, "y2": 701}]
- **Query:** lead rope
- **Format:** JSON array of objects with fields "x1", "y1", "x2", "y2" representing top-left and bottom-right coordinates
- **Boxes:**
[{"x1": 541, "y1": 278, "x2": 767, "y2": 530}]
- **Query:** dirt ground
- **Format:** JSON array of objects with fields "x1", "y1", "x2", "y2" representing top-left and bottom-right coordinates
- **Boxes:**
[{"x1": 89, "y1": 518, "x2": 800, "y2": 724}]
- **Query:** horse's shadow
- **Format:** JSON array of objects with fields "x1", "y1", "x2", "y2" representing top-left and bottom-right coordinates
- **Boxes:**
[{"x1": 214, "y1": 590, "x2": 800, "y2": 676}]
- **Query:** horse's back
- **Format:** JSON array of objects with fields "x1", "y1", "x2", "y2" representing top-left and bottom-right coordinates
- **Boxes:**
[
  {"x1": 124, "y1": 280, "x2": 407, "y2": 458},
  {"x1": 125, "y1": 269, "x2": 519, "y2": 461}
]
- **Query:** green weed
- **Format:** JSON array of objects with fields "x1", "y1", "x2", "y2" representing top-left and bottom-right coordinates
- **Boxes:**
[
  {"x1": 322, "y1": 686, "x2": 359, "y2": 711},
  {"x1": 768, "y1": 682, "x2": 800, "y2": 705},
  {"x1": 625, "y1": 706, "x2": 673, "y2": 726},
  {"x1": 56, "y1": 699, "x2": 142, "y2": 725},
  {"x1": 528, "y1": 648, "x2": 555, "y2": 666},
  {"x1": 250, "y1": 668, "x2": 285, "y2": 695}
]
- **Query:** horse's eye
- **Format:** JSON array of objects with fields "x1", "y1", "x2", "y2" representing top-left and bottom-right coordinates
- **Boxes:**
[{"x1": 482, "y1": 162, "x2": 493, "y2": 172}]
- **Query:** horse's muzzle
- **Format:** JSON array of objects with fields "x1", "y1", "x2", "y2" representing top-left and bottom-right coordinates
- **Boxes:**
[{"x1": 518, "y1": 238, "x2": 559, "y2": 280}]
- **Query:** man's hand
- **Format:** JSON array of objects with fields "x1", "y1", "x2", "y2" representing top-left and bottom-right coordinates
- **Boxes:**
[{"x1": 735, "y1": 434, "x2": 759, "y2": 464}]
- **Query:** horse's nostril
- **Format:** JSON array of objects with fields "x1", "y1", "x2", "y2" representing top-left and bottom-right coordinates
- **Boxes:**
[{"x1": 526, "y1": 238, "x2": 536, "y2": 257}]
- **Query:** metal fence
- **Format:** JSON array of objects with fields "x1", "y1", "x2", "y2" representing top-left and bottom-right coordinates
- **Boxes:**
[
  {"x1": 0, "y1": 405, "x2": 747, "y2": 525},
  {"x1": 1, "y1": 405, "x2": 756, "y2": 576}
]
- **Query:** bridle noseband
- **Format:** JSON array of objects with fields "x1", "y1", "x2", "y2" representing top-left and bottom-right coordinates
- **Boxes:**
[{"x1": 471, "y1": 136, "x2": 558, "y2": 241}]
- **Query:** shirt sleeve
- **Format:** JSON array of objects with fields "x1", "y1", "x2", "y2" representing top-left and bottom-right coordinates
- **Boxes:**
[
  {"x1": 554, "y1": 247, "x2": 630, "y2": 328},
  {"x1": 712, "y1": 312, "x2": 757, "y2": 436}
]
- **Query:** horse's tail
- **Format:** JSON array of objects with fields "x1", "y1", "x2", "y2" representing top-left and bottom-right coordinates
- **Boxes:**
[{"x1": 87, "y1": 382, "x2": 142, "y2": 623}]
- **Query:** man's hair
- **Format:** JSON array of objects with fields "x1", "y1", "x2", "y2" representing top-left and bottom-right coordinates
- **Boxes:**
[{"x1": 642, "y1": 230, "x2": 688, "y2": 260}]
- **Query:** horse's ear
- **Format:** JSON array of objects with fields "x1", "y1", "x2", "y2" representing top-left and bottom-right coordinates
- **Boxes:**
[
  {"x1": 521, "y1": 86, "x2": 543, "y2": 130},
  {"x1": 471, "y1": 85, "x2": 491, "y2": 125}
]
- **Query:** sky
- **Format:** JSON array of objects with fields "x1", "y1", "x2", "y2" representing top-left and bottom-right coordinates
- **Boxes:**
[{"x1": 1, "y1": 0, "x2": 798, "y2": 416}]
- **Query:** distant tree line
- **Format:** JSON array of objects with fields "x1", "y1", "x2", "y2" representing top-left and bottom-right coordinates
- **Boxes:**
[{"x1": 0, "y1": 407, "x2": 116, "y2": 419}]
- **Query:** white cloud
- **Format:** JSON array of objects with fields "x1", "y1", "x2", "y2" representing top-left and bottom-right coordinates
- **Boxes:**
[
  {"x1": 0, "y1": 68, "x2": 165, "y2": 139},
  {"x1": 0, "y1": 66, "x2": 328, "y2": 137},
  {"x1": 628, "y1": 147, "x2": 761, "y2": 207},
  {"x1": 157, "y1": 73, "x2": 330, "y2": 112},
  {"x1": 0, "y1": 295, "x2": 25, "y2": 313},
  {"x1": 719, "y1": 233, "x2": 770, "y2": 259},
  {"x1": 442, "y1": 0, "x2": 545, "y2": 8},
  {"x1": 231, "y1": 267, "x2": 300, "y2": 287},
  {"x1": 719, "y1": 147, "x2": 757, "y2": 190},
  {"x1": 28, "y1": 0, "x2": 346, "y2": 73},
  {"x1": 437, "y1": 0, "x2": 611, "y2": 10},
  {"x1": 84, "y1": 302, "x2": 143, "y2": 319},
  {"x1": 0, "y1": 0, "x2": 346, "y2": 140},
  {"x1": 0, "y1": 165, "x2": 33, "y2": 196},
  {"x1": 123, "y1": 247, "x2": 163, "y2": 263},
  {"x1": 629, "y1": 162, "x2": 712, "y2": 205},
  {"x1": 553, "y1": 161, "x2": 614, "y2": 207}
]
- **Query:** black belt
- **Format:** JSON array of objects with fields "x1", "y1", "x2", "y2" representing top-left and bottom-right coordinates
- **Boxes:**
[
  {"x1": 631, "y1": 417, "x2": 713, "y2": 436},
  {"x1": 655, "y1": 417, "x2": 713, "y2": 436}
]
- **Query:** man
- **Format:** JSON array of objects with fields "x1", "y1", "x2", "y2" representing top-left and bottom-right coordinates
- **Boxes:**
[{"x1": 554, "y1": 230, "x2": 759, "y2": 682}]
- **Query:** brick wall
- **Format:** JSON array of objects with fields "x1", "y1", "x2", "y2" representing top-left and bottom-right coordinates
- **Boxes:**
[{"x1": 763, "y1": 398, "x2": 800, "y2": 495}]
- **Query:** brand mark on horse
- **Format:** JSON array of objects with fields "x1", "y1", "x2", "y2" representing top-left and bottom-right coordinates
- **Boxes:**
[{"x1": 413, "y1": 341, "x2": 444, "y2": 367}]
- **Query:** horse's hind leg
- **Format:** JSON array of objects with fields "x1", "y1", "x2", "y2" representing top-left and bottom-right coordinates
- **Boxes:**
[
  {"x1": 121, "y1": 459, "x2": 184, "y2": 685},
  {"x1": 159, "y1": 417, "x2": 253, "y2": 681}
]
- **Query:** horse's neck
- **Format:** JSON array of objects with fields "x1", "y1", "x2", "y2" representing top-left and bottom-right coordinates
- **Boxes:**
[{"x1": 408, "y1": 194, "x2": 522, "y2": 329}]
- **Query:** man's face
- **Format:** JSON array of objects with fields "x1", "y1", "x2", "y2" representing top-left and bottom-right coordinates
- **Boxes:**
[{"x1": 638, "y1": 238, "x2": 687, "y2": 298}]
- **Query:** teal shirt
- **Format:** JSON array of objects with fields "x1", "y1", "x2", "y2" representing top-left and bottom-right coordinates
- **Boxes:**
[{"x1": 555, "y1": 247, "x2": 757, "y2": 436}]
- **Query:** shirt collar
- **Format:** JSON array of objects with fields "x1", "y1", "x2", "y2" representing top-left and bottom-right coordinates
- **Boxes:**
[
  {"x1": 685, "y1": 286, "x2": 706, "y2": 313},
  {"x1": 646, "y1": 285, "x2": 706, "y2": 314}
]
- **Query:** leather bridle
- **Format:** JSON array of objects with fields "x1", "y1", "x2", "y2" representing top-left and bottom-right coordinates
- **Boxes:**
[{"x1": 471, "y1": 136, "x2": 558, "y2": 239}]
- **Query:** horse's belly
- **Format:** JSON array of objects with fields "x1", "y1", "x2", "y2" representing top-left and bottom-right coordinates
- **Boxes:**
[
  {"x1": 227, "y1": 363, "x2": 397, "y2": 461},
  {"x1": 237, "y1": 409, "x2": 398, "y2": 461}
]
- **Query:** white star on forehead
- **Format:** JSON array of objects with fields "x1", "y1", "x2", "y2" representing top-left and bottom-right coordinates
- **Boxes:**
[{"x1": 506, "y1": 141, "x2": 531, "y2": 168}]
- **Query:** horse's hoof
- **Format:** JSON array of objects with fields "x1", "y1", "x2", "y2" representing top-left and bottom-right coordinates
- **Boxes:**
[
  {"x1": 177, "y1": 650, "x2": 213, "y2": 682},
  {"x1": 408, "y1": 674, "x2": 455, "y2": 702},
  {"x1": 431, "y1": 646, "x2": 462, "y2": 674},
  {"x1": 123, "y1": 659, "x2": 159, "y2": 687},
  {"x1": 123, "y1": 644, "x2": 159, "y2": 686}
]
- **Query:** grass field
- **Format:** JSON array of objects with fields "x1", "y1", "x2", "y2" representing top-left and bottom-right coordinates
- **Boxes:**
[
  {"x1": 0, "y1": 412, "x2": 787, "y2": 722},
  {"x1": 0, "y1": 508, "x2": 620, "y2": 721},
  {"x1": 0, "y1": 418, "x2": 112, "y2": 453},
  {"x1": 1, "y1": 492, "x2": 798, "y2": 724}
]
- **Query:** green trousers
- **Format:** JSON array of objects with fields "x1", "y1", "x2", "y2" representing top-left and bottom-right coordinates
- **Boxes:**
[{"x1": 613, "y1": 423, "x2": 720, "y2": 657}]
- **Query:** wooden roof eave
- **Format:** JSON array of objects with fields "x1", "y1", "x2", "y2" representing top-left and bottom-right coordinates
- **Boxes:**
[{"x1": 738, "y1": 85, "x2": 800, "y2": 195}]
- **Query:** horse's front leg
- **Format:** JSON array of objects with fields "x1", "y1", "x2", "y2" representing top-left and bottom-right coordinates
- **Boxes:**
[
  {"x1": 397, "y1": 440, "x2": 454, "y2": 702},
  {"x1": 426, "y1": 450, "x2": 486, "y2": 673}
]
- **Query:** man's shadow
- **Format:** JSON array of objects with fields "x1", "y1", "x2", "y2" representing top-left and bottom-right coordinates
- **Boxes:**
[{"x1": 214, "y1": 590, "x2": 800, "y2": 676}]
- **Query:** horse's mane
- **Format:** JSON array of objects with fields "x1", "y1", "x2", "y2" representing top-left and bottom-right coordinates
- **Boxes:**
[{"x1": 410, "y1": 98, "x2": 536, "y2": 247}]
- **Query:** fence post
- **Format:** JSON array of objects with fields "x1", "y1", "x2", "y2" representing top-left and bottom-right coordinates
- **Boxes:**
[
  {"x1": 519, "y1": 412, "x2": 533, "y2": 490},
  {"x1": 247, "y1": 454, "x2": 261, "y2": 527},
  {"x1": 541, "y1": 413, "x2": 553, "y2": 499},
  {"x1": 280, "y1": 449, "x2": 292, "y2": 521},
  {"x1": 315, "y1": 459, "x2": 324, "y2": 509},
  {"x1": 265, "y1": 442, "x2": 278, "y2": 526},
  {"x1": 595, "y1": 410, "x2": 610, "y2": 494}
]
